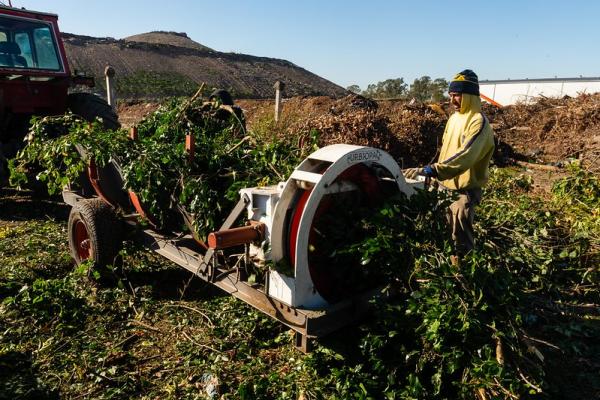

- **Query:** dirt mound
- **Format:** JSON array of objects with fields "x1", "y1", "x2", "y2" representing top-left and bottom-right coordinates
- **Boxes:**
[
  {"x1": 117, "y1": 101, "x2": 161, "y2": 128},
  {"x1": 488, "y1": 94, "x2": 600, "y2": 168},
  {"x1": 243, "y1": 95, "x2": 447, "y2": 166},
  {"x1": 124, "y1": 31, "x2": 214, "y2": 52},
  {"x1": 61, "y1": 33, "x2": 347, "y2": 99}
]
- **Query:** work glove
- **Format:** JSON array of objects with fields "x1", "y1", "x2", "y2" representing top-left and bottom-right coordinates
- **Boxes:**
[
  {"x1": 404, "y1": 165, "x2": 437, "y2": 180},
  {"x1": 423, "y1": 165, "x2": 437, "y2": 178},
  {"x1": 404, "y1": 168, "x2": 421, "y2": 180}
]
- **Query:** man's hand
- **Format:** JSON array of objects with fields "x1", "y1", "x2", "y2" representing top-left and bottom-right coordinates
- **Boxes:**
[
  {"x1": 404, "y1": 168, "x2": 421, "y2": 180},
  {"x1": 404, "y1": 165, "x2": 437, "y2": 180},
  {"x1": 423, "y1": 165, "x2": 437, "y2": 177}
]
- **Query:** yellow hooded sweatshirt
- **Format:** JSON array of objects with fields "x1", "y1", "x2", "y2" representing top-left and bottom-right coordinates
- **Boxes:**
[{"x1": 433, "y1": 94, "x2": 495, "y2": 190}]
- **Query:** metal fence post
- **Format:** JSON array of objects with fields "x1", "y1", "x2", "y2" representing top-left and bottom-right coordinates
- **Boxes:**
[
  {"x1": 274, "y1": 80, "x2": 285, "y2": 123},
  {"x1": 104, "y1": 65, "x2": 116, "y2": 111}
]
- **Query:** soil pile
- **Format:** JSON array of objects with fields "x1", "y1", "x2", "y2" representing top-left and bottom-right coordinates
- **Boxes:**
[
  {"x1": 487, "y1": 94, "x2": 600, "y2": 168},
  {"x1": 121, "y1": 93, "x2": 600, "y2": 170},
  {"x1": 62, "y1": 32, "x2": 347, "y2": 99},
  {"x1": 240, "y1": 95, "x2": 447, "y2": 167},
  {"x1": 124, "y1": 31, "x2": 214, "y2": 51},
  {"x1": 117, "y1": 101, "x2": 161, "y2": 128}
]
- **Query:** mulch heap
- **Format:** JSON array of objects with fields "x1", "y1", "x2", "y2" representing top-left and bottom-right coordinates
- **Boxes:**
[
  {"x1": 303, "y1": 96, "x2": 448, "y2": 168},
  {"x1": 485, "y1": 93, "x2": 600, "y2": 169},
  {"x1": 240, "y1": 95, "x2": 449, "y2": 167},
  {"x1": 239, "y1": 93, "x2": 600, "y2": 170},
  {"x1": 121, "y1": 92, "x2": 600, "y2": 171}
]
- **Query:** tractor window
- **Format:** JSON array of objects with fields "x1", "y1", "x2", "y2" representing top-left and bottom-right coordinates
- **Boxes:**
[
  {"x1": 33, "y1": 27, "x2": 59, "y2": 70},
  {"x1": 15, "y1": 32, "x2": 32, "y2": 66},
  {"x1": 0, "y1": 15, "x2": 62, "y2": 71}
]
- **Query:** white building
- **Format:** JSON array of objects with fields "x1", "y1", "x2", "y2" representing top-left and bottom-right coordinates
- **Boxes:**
[{"x1": 479, "y1": 77, "x2": 600, "y2": 106}]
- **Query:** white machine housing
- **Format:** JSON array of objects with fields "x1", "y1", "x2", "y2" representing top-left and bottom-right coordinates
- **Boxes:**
[{"x1": 240, "y1": 144, "x2": 420, "y2": 309}]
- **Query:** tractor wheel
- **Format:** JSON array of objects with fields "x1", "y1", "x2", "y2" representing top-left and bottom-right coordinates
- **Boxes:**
[
  {"x1": 68, "y1": 198, "x2": 123, "y2": 268},
  {"x1": 67, "y1": 92, "x2": 120, "y2": 129}
]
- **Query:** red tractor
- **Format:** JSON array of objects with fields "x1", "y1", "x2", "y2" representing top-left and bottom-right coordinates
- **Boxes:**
[{"x1": 0, "y1": 3, "x2": 118, "y2": 170}]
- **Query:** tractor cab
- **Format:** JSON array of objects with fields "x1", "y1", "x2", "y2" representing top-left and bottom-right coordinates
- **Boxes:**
[
  {"x1": 0, "y1": 5, "x2": 110, "y2": 165},
  {"x1": 0, "y1": 6, "x2": 71, "y2": 119},
  {"x1": 0, "y1": 11, "x2": 64, "y2": 72}
]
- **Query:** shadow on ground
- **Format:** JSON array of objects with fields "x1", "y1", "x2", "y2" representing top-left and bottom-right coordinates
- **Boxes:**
[
  {"x1": 108, "y1": 266, "x2": 226, "y2": 302},
  {"x1": 0, "y1": 351, "x2": 59, "y2": 400},
  {"x1": 0, "y1": 186, "x2": 68, "y2": 222}
]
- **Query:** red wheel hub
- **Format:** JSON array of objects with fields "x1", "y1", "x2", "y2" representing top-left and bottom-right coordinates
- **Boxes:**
[
  {"x1": 74, "y1": 220, "x2": 91, "y2": 260},
  {"x1": 287, "y1": 163, "x2": 382, "y2": 302}
]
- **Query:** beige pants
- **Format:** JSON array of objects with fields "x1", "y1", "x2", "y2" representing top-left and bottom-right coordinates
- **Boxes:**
[{"x1": 446, "y1": 188, "x2": 482, "y2": 256}]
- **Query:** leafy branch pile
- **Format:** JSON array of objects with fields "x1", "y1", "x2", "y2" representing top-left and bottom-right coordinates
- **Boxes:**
[
  {"x1": 308, "y1": 164, "x2": 598, "y2": 399},
  {"x1": 10, "y1": 93, "x2": 316, "y2": 237},
  {"x1": 3, "y1": 90, "x2": 599, "y2": 398},
  {"x1": 1, "y1": 165, "x2": 598, "y2": 399}
]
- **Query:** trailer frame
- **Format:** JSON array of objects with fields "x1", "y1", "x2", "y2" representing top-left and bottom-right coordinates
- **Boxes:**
[{"x1": 62, "y1": 189, "x2": 384, "y2": 353}]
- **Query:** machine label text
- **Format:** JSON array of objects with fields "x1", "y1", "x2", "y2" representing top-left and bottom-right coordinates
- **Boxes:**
[{"x1": 346, "y1": 150, "x2": 382, "y2": 164}]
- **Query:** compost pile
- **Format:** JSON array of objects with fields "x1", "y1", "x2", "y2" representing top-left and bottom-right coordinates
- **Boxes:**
[
  {"x1": 484, "y1": 94, "x2": 600, "y2": 167},
  {"x1": 286, "y1": 93, "x2": 600, "y2": 169},
  {"x1": 279, "y1": 95, "x2": 448, "y2": 167},
  {"x1": 237, "y1": 93, "x2": 600, "y2": 170},
  {"x1": 10, "y1": 94, "x2": 314, "y2": 237}
]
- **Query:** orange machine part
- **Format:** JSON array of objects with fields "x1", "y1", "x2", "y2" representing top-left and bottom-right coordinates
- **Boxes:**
[
  {"x1": 208, "y1": 222, "x2": 266, "y2": 250},
  {"x1": 480, "y1": 93, "x2": 503, "y2": 108},
  {"x1": 186, "y1": 134, "x2": 195, "y2": 162},
  {"x1": 129, "y1": 126, "x2": 138, "y2": 140},
  {"x1": 87, "y1": 158, "x2": 115, "y2": 207},
  {"x1": 129, "y1": 190, "x2": 159, "y2": 228}
]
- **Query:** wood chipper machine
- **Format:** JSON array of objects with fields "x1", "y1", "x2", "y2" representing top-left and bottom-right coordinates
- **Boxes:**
[{"x1": 62, "y1": 143, "x2": 423, "y2": 351}]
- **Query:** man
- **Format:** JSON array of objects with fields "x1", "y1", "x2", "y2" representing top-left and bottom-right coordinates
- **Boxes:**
[
  {"x1": 405, "y1": 69, "x2": 495, "y2": 260},
  {"x1": 202, "y1": 89, "x2": 246, "y2": 132}
]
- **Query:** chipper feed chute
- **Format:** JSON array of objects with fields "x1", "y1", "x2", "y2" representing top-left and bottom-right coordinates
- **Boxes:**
[{"x1": 244, "y1": 144, "x2": 416, "y2": 309}]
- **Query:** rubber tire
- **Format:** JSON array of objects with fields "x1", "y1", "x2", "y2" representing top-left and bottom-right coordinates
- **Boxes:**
[
  {"x1": 68, "y1": 198, "x2": 123, "y2": 267},
  {"x1": 67, "y1": 92, "x2": 120, "y2": 129}
]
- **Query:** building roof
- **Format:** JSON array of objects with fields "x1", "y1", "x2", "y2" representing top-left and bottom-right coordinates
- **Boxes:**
[{"x1": 481, "y1": 76, "x2": 600, "y2": 84}]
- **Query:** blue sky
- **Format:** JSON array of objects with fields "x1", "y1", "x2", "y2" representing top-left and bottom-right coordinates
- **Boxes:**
[{"x1": 12, "y1": 0, "x2": 600, "y2": 90}]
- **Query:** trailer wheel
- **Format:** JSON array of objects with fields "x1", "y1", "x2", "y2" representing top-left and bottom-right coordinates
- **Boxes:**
[{"x1": 68, "y1": 198, "x2": 123, "y2": 268}]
